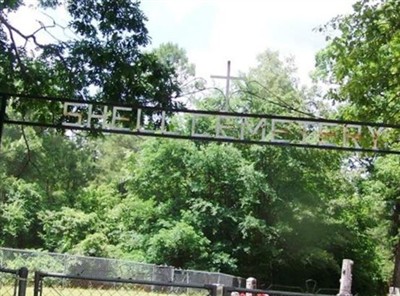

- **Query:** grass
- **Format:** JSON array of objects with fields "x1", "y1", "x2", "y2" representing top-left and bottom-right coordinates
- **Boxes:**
[{"x1": 0, "y1": 286, "x2": 17, "y2": 296}]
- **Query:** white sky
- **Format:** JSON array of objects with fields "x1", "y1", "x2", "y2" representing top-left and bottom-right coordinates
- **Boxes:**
[
  {"x1": 140, "y1": 0, "x2": 355, "y2": 86},
  {"x1": 10, "y1": 0, "x2": 355, "y2": 87}
]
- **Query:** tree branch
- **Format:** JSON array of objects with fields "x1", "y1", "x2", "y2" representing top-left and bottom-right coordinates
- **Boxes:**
[
  {"x1": 0, "y1": 12, "x2": 53, "y2": 50},
  {"x1": 0, "y1": 13, "x2": 26, "y2": 73},
  {"x1": 15, "y1": 126, "x2": 42, "y2": 178},
  {"x1": 0, "y1": 11, "x2": 75, "y2": 91}
]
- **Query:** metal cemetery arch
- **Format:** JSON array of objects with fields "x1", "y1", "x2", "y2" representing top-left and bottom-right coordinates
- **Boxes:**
[{"x1": 1, "y1": 92, "x2": 400, "y2": 155}]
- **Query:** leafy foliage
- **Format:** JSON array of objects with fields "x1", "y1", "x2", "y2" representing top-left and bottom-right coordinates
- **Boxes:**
[
  {"x1": 316, "y1": 0, "x2": 400, "y2": 291},
  {"x1": 316, "y1": 0, "x2": 400, "y2": 122},
  {"x1": 0, "y1": 0, "x2": 182, "y2": 110}
]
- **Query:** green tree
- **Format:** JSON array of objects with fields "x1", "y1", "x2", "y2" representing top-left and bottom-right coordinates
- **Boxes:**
[
  {"x1": 0, "y1": 177, "x2": 43, "y2": 247},
  {"x1": 242, "y1": 50, "x2": 307, "y2": 115},
  {"x1": 120, "y1": 135, "x2": 378, "y2": 292},
  {"x1": 188, "y1": 49, "x2": 386, "y2": 293},
  {"x1": 0, "y1": 124, "x2": 100, "y2": 248},
  {"x1": 125, "y1": 139, "x2": 268, "y2": 272},
  {"x1": 1, "y1": 126, "x2": 96, "y2": 205},
  {"x1": 316, "y1": 0, "x2": 400, "y2": 290},
  {"x1": 0, "y1": 0, "x2": 190, "y2": 253},
  {"x1": 39, "y1": 207, "x2": 98, "y2": 253},
  {"x1": 104, "y1": 193, "x2": 157, "y2": 261},
  {"x1": 315, "y1": 0, "x2": 400, "y2": 123},
  {"x1": 152, "y1": 42, "x2": 196, "y2": 87},
  {"x1": 0, "y1": 0, "x2": 183, "y2": 118},
  {"x1": 147, "y1": 221, "x2": 210, "y2": 269}
]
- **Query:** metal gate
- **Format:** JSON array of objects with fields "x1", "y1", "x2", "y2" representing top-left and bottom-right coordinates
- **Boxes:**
[
  {"x1": 33, "y1": 270, "x2": 218, "y2": 296},
  {"x1": 0, "y1": 266, "x2": 28, "y2": 296}
]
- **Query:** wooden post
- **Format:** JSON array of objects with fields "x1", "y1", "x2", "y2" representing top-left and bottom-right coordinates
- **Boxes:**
[{"x1": 337, "y1": 259, "x2": 353, "y2": 296}]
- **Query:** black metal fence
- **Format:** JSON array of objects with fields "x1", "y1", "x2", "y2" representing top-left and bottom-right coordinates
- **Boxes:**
[
  {"x1": 224, "y1": 285, "x2": 336, "y2": 296},
  {"x1": 0, "y1": 265, "x2": 337, "y2": 296},
  {"x1": 0, "y1": 266, "x2": 28, "y2": 296},
  {"x1": 34, "y1": 270, "x2": 218, "y2": 296}
]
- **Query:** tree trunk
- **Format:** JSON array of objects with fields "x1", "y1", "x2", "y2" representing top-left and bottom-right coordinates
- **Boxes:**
[
  {"x1": 0, "y1": 95, "x2": 7, "y2": 149},
  {"x1": 393, "y1": 237, "x2": 400, "y2": 288},
  {"x1": 392, "y1": 202, "x2": 400, "y2": 288}
]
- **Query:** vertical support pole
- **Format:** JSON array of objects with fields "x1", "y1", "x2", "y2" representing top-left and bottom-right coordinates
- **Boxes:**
[
  {"x1": 212, "y1": 283, "x2": 224, "y2": 296},
  {"x1": 224, "y1": 60, "x2": 231, "y2": 111},
  {"x1": 0, "y1": 95, "x2": 8, "y2": 151},
  {"x1": 337, "y1": 259, "x2": 353, "y2": 296},
  {"x1": 17, "y1": 267, "x2": 28, "y2": 296}
]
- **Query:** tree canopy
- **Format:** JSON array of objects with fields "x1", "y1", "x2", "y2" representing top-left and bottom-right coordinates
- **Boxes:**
[
  {"x1": 0, "y1": 0, "x2": 183, "y2": 109},
  {"x1": 315, "y1": 0, "x2": 400, "y2": 123},
  {"x1": 316, "y1": 0, "x2": 400, "y2": 291}
]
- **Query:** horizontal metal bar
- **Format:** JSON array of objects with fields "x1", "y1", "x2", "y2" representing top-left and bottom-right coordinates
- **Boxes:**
[
  {"x1": 2, "y1": 91, "x2": 400, "y2": 129},
  {"x1": 5, "y1": 119, "x2": 400, "y2": 155},
  {"x1": 0, "y1": 266, "x2": 18, "y2": 275},
  {"x1": 211, "y1": 75, "x2": 242, "y2": 80},
  {"x1": 36, "y1": 271, "x2": 214, "y2": 290}
]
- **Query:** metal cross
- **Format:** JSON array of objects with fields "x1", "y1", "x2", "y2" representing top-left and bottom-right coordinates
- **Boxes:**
[{"x1": 211, "y1": 61, "x2": 244, "y2": 111}]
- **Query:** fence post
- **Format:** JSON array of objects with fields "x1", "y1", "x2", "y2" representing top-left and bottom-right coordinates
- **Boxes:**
[
  {"x1": 33, "y1": 272, "x2": 42, "y2": 296},
  {"x1": 212, "y1": 283, "x2": 224, "y2": 296},
  {"x1": 337, "y1": 259, "x2": 353, "y2": 296},
  {"x1": 17, "y1": 267, "x2": 28, "y2": 296}
]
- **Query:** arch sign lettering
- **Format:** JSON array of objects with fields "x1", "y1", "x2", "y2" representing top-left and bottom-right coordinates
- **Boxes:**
[{"x1": 1, "y1": 93, "x2": 400, "y2": 154}]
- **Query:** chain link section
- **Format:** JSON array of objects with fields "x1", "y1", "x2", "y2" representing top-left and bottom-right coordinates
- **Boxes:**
[
  {"x1": 0, "y1": 267, "x2": 18, "y2": 296},
  {"x1": 36, "y1": 272, "x2": 215, "y2": 296}
]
